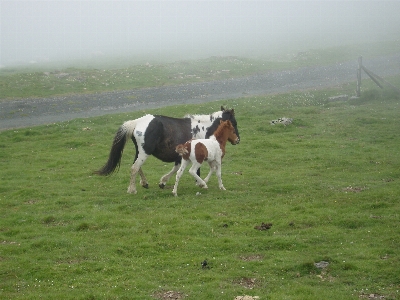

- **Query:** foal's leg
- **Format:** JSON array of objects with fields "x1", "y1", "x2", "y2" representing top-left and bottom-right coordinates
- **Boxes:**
[
  {"x1": 159, "y1": 163, "x2": 180, "y2": 189},
  {"x1": 203, "y1": 161, "x2": 217, "y2": 184},
  {"x1": 172, "y1": 160, "x2": 189, "y2": 196},
  {"x1": 189, "y1": 162, "x2": 208, "y2": 189},
  {"x1": 215, "y1": 160, "x2": 225, "y2": 190},
  {"x1": 128, "y1": 152, "x2": 149, "y2": 194}
]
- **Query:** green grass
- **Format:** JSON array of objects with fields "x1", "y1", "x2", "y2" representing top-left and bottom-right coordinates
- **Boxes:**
[
  {"x1": 1, "y1": 81, "x2": 400, "y2": 299},
  {"x1": 1, "y1": 40, "x2": 400, "y2": 100}
]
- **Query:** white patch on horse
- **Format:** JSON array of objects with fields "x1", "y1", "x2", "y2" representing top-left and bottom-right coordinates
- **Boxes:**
[
  {"x1": 186, "y1": 111, "x2": 223, "y2": 139},
  {"x1": 126, "y1": 114, "x2": 155, "y2": 194}
]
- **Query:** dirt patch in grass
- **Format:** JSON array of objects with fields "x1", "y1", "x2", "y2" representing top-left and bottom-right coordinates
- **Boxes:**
[
  {"x1": 239, "y1": 254, "x2": 264, "y2": 262},
  {"x1": 359, "y1": 293, "x2": 386, "y2": 299},
  {"x1": 234, "y1": 296, "x2": 260, "y2": 300},
  {"x1": 343, "y1": 186, "x2": 366, "y2": 193},
  {"x1": 153, "y1": 290, "x2": 186, "y2": 300},
  {"x1": 234, "y1": 277, "x2": 258, "y2": 289},
  {"x1": 254, "y1": 222, "x2": 272, "y2": 230}
]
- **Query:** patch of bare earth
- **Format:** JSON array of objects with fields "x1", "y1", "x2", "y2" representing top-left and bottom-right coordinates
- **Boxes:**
[
  {"x1": 359, "y1": 293, "x2": 386, "y2": 299},
  {"x1": 239, "y1": 254, "x2": 264, "y2": 262},
  {"x1": 234, "y1": 277, "x2": 258, "y2": 289},
  {"x1": 234, "y1": 296, "x2": 260, "y2": 300},
  {"x1": 153, "y1": 290, "x2": 186, "y2": 300},
  {"x1": 343, "y1": 186, "x2": 366, "y2": 193}
]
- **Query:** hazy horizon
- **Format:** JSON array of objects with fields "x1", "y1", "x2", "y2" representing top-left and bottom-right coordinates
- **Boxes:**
[{"x1": 1, "y1": 0, "x2": 400, "y2": 68}]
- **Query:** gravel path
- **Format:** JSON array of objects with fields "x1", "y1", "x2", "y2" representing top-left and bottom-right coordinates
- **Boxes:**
[{"x1": 1, "y1": 54, "x2": 400, "y2": 131}]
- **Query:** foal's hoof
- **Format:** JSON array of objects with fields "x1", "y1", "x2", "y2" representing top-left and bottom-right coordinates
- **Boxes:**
[
  {"x1": 127, "y1": 189, "x2": 137, "y2": 194},
  {"x1": 159, "y1": 183, "x2": 166, "y2": 189}
]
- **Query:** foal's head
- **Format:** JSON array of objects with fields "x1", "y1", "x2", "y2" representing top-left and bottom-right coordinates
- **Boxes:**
[
  {"x1": 217, "y1": 120, "x2": 240, "y2": 145},
  {"x1": 221, "y1": 106, "x2": 240, "y2": 143}
]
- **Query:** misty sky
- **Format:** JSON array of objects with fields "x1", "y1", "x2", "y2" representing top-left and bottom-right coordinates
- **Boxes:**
[{"x1": 1, "y1": 0, "x2": 400, "y2": 66}]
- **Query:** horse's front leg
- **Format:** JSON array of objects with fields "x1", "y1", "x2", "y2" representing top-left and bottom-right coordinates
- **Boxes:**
[
  {"x1": 128, "y1": 153, "x2": 149, "y2": 194},
  {"x1": 215, "y1": 161, "x2": 225, "y2": 190},
  {"x1": 159, "y1": 163, "x2": 180, "y2": 189}
]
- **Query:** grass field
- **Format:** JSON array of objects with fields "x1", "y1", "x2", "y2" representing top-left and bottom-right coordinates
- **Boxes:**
[{"x1": 1, "y1": 76, "x2": 399, "y2": 299}]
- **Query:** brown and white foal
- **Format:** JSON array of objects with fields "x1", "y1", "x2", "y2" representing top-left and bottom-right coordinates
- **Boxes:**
[{"x1": 172, "y1": 120, "x2": 239, "y2": 196}]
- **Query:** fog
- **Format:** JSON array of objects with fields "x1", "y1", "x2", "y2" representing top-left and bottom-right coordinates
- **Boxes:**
[{"x1": 1, "y1": 0, "x2": 400, "y2": 67}]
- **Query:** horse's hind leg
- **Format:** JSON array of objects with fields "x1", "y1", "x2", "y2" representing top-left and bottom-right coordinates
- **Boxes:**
[
  {"x1": 138, "y1": 168, "x2": 149, "y2": 189},
  {"x1": 189, "y1": 163, "x2": 208, "y2": 189},
  {"x1": 128, "y1": 153, "x2": 149, "y2": 194},
  {"x1": 172, "y1": 160, "x2": 188, "y2": 196},
  {"x1": 159, "y1": 163, "x2": 180, "y2": 189},
  {"x1": 203, "y1": 161, "x2": 217, "y2": 184}
]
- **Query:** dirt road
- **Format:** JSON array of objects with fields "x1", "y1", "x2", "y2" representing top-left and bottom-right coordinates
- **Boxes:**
[{"x1": 1, "y1": 54, "x2": 399, "y2": 130}]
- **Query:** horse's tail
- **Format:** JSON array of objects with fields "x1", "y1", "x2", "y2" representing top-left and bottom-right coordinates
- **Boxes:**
[{"x1": 94, "y1": 120, "x2": 137, "y2": 176}]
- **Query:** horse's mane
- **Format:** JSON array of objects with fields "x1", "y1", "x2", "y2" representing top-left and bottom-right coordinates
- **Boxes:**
[
  {"x1": 213, "y1": 120, "x2": 232, "y2": 141},
  {"x1": 205, "y1": 118, "x2": 220, "y2": 138}
]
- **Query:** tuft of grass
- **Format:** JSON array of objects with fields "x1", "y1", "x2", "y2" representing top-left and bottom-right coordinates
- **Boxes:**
[{"x1": 0, "y1": 83, "x2": 400, "y2": 299}]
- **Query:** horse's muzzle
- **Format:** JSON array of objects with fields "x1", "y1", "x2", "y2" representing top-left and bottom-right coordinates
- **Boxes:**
[{"x1": 231, "y1": 138, "x2": 240, "y2": 145}]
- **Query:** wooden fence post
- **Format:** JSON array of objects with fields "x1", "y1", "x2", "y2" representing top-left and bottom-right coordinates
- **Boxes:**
[
  {"x1": 356, "y1": 56, "x2": 400, "y2": 96},
  {"x1": 357, "y1": 56, "x2": 362, "y2": 97}
]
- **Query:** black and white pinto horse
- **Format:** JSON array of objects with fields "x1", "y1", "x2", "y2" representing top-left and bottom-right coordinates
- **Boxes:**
[{"x1": 95, "y1": 107, "x2": 240, "y2": 194}]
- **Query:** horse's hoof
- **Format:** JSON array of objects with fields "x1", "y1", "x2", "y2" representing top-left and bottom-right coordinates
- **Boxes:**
[
  {"x1": 159, "y1": 183, "x2": 165, "y2": 189},
  {"x1": 142, "y1": 183, "x2": 149, "y2": 189},
  {"x1": 127, "y1": 189, "x2": 137, "y2": 194}
]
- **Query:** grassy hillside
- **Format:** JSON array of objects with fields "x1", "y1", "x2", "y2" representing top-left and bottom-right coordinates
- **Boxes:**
[
  {"x1": 1, "y1": 40, "x2": 399, "y2": 100},
  {"x1": 0, "y1": 81, "x2": 399, "y2": 299}
]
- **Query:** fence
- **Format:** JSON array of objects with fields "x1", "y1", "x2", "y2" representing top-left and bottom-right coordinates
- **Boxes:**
[{"x1": 357, "y1": 56, "x2": 400, "y2": 97}]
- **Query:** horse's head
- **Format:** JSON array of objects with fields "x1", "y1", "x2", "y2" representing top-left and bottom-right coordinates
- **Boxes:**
[
  {"x1": 220, "y1": 120, "x2": 240, "y2": 145},
  {"x1": 221, "y1": 106, "x2": 240, "y2": 144}
]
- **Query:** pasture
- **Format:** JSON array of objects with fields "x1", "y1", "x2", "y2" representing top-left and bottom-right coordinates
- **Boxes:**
[{"x1": 1, "y1": 81, "x2": 400, "y2": 299}]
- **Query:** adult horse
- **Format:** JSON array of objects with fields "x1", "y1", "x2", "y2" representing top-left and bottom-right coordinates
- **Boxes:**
[{"x1": 94, "y1": 106, "x2": 240, "y2": 194}]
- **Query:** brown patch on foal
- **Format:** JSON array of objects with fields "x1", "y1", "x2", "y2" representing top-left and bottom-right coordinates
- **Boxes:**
[{"x1": 194, "y1": 142, "x2": 208, "y2": 163}]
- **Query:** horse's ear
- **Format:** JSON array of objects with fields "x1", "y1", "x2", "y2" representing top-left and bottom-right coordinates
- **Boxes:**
[
  {"x1": 231, "y1": 108, "x2": 235, "y2": 115},
  {"x1": 221, "y1": 106, "x2": 225, "y2": 111}
]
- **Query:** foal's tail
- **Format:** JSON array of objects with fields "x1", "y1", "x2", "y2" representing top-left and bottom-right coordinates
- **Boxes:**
[
  {"x1": 175, "y1": 144, "x2": 189, "y2": 156},
  {"x1": 94, "y1": 120, "x2": 137, "y2": 176},
  {"x1": 175, "y1": 140, "x2": 191, "y2": 160}
]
